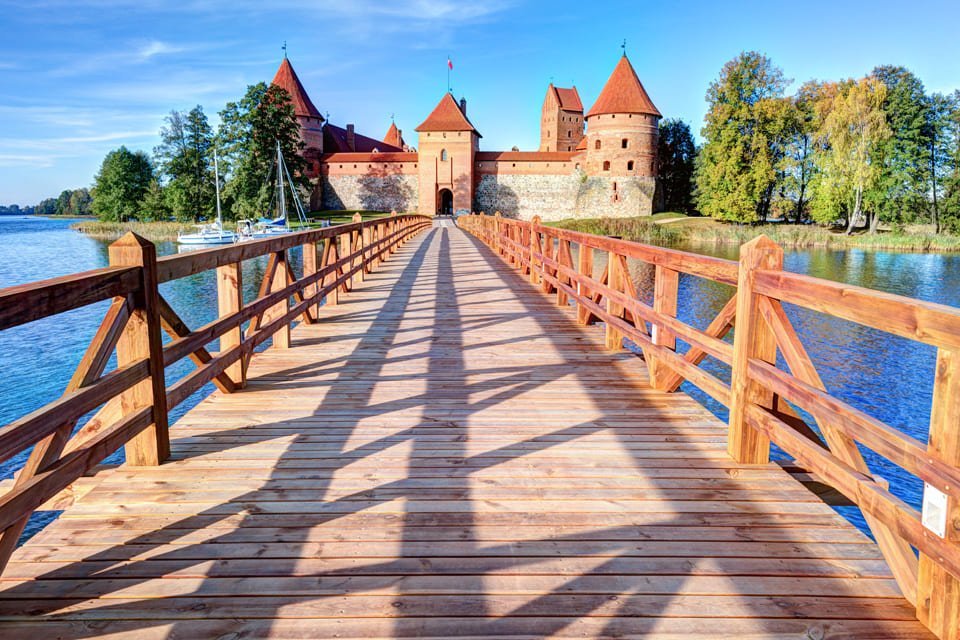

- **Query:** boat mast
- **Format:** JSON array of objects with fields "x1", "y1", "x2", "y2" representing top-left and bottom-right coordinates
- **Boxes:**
[
  {"x1": 276, "y1": 140, "x2": 287, "y2": 225},
  {"x1": 214, "y1": 149, "x2": 223, "y2": 227}
]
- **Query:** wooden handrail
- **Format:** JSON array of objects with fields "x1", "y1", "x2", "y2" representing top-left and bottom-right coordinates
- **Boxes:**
[
  {"x1": 458, "y1": 212, "x2": 960, "y2": 640},
  {"x1": 0, "y1": 213, "x2": 432, "y2": 576}
]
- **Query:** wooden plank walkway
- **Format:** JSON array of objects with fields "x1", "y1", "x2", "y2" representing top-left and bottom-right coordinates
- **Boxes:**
[{"x1": 0, "y1": 221, "x2": 932, "y2": 638}]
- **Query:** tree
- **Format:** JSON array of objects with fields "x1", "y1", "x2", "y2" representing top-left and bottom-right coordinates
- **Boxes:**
[
  {"x1": 55, "y1": 189, "x2": 73, "y2": 215},
  {"x1": 91, "y1": 146, "x2": 154, "y2": 221},
  {"x1": 154, "y1": 106, "x2": 215, "y2": 222},
  {"x1": 218, "y1": 82, "x2": 307, "y2": 219},
  {"x1": 657, "y1": 119, "x2": 697, "y2": 213},
  {"x1": 695, "y1": 52, "x2": 791, "y2": 223},
  {"x1": 781, "y1": 81, "x2": 829, "y2": 223},
  {"x1": 139, "y1": 179, "x2": 170, "y2": 221},
  {"x1": 35, "y1": 198, "x2": 57, "y2": 215},
  {"x1": 67, "y1": 188, "x2": 92, "y2": 216},
  {"x1": 869, "y1": 66, "x2": 931, "y2": 229},
  {"x1": 810, "y1": 77, "x2": 891, "y2": 233},
  {"x1": 941, "y1": 90, "x2": 960, "y2": 231}
]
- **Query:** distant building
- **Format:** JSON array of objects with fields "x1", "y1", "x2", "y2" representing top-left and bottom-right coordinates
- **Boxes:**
[{"x1": 271, "y1": 54, "x2": 661, "y2": 219}]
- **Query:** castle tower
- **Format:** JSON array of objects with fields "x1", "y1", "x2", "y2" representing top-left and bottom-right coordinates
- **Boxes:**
[
  {"x1": 271, "y1": 58, "x2": 325, "y2": 154},
  {"x1": 383, "y1": 122, "x2": 406, "y2": 151},
  {"x1": 584, "y1": 54, "x2": 660, "y2": 177},
  {"x1": 415, "y1": 93, "x2": 480, "y2": 215},
  {"x1": 539, "y1": 84, "x2": 584, "y2": 152}
]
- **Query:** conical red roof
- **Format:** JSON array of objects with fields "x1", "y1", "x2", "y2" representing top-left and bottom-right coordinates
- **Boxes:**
[
  {"x1": 271, "y1": 58, "x2": 323, "y2": 120},
  {"x1": 587, "y1": 55, "x2": 660, "y2": 118},
  {"x1": 415, "y1": 93, "x2": 479, "y2": 135},
  {"x1": 383, "y1": 122, "x2": 405, "y2": 148}
]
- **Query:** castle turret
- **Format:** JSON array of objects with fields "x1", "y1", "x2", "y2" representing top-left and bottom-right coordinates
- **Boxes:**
[
  {"x1": 271, "y1": 58, "x2": 325, "y2": 154},
  {"x1": 584, "y1": 55, "x2": 660, "y2": 177},
  {"x1": 415, "y1": 93, "x2": 480, "y2": 215},
  {"x1": 540, "y1": 84, "x2": 584, "y2": 152}
]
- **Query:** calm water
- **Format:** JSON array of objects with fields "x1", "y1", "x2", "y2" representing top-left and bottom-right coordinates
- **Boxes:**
[{"x1": 1, "y1": 215, "x2": 959, "y2": 538}]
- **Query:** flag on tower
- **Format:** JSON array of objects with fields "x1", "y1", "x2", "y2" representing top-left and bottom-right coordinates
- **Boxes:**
[{"x1": 447, "y1": 57, "x2": 453, "y2": 70}]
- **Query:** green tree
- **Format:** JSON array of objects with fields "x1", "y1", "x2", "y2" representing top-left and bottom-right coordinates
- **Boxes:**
[
  {"x1": 869, "y1": 66, "x2": 931, "y2": 229},
  {"x1": 154, "y1": 106, "x2": 215, "y2": 222},
  {"x1": 782, "y1": 81, "x2": 830, "y2": 223},
  {"x1": 55, "y1": 189, "x2": 73, "y2": 215},
  {"x1": 941, "y1": 90, "x2": 960, "y2": 231},
  {"x1": 91, "y1": 146, "x2": 154, "y2": 222},
  {"x1": 695, "y1": 52, "x2": 791, "y2": 223},
  {"x1": 218, "y1": 82, "x2": 307, "y2": 219},
  {"x1": 810, "y1": 77, "x2": 891, "y2": 233},
  {"x1": 139, "y1": 179, "x2": 170, "y2": 221},
  {"x1": 67, "y1": 188, "x2": 92, "y2": 216},
  {"x1": 657, "y1": 119, "x2": 697, "y2": 213},
  {"x1": 35, "y1": 198, "x2": 57, "y2": 215}
]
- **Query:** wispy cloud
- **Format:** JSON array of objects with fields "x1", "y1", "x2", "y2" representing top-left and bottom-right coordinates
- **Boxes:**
[{"x1": 136, "y1": 39, "x2": 186, "y2": 61}]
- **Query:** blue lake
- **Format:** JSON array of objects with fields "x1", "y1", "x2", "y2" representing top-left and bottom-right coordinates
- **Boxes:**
[{"x1": 1, "y1": 215, "x2": 958, "y2": 538}]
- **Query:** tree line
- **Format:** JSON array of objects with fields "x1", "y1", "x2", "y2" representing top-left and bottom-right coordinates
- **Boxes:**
[
  {"x1": 88, "y1": 82, "x2": 307, "y2": 223},
  {"x1": 656, "y1": 52, "x2": 960, "y2": 234}
]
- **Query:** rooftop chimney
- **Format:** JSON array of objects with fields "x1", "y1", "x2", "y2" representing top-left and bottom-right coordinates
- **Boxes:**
[
  {"x1": 459, "y1": 97, "x2": 467, "y2": 116},
  {"x1": 346, "y1": 124, "x2": 356, "y2": 152}
]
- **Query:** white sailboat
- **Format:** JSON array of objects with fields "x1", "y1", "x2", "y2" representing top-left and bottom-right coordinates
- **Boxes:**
[
  {"x1": 238, "y1": 140, "x2": 308, "y2": 240},
  {"x1": 177, "y1": 151, "x2": 237, "y2": 246}
]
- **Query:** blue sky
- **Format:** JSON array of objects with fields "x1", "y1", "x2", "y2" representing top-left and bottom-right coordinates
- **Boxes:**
[{"x1": 1, "y1": 0, "x2": 958, "y2": 205}]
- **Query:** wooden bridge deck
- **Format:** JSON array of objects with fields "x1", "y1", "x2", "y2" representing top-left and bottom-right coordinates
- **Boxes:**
[{"x1": 0, "y1": 221, "x2": 931, "y2": 638}]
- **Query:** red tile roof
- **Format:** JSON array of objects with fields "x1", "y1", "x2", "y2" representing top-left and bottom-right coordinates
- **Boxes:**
[
  {"x1": 554, "y1": 86, "x2": 583, "y2": 112},
  {"x1": 476, "y1": 151, "x2": 578, "y2": 162},
  {"x1": 415, "y1": 93, "x2": 480, "y2": 136},
  {"x1": 587, "y1": 55, "x2": 661, "y2": 118},
  {"x1": 271, "y1": 58, "x2": 323, "y2": 120},
  {"x1": 321, "y1": 152, "x2": 418, "y2": 162},
  {"x1": 574, "y1": 135, "x2": 588, "y2": 151},
  {"x1": 383, "y1": 122, "x2": 405, "y2": 148},
  {"x1": 323, "y1": 124, "x2": 403, "y2": 153}
]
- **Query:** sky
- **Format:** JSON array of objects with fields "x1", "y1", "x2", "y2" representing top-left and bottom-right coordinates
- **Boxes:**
[{"x1": 1, "y1": 0, "x2": 958, "y2": 205}]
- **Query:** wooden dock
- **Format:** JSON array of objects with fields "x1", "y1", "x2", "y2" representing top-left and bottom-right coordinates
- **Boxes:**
[{"x1": 0, "y1": 220, "x2": 939, "y2": 638}]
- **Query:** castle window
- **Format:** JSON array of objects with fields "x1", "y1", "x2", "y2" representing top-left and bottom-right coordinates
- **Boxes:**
[
  {"x1": 353, "y1": 164, "x2": 357, "y2": 168},
  {"x1": 594, "y1": 140, "x2": 601, "y2": 150},
  {"x1": 568, "y1": 131, "x2": 571, "y2": 137},
  {"x1": 440, "y1": 149, "x2": 448, "y2": 161},
  {"x1": 621, "y1": 139, "x2": 628, "y2": 149},
  {"x1": 613, "y1": 182, "x2": 618, "y2": 192},
  {"x1": 627, "y1": 160, "x2": 635, "y2": 171},
  {"x1": 603, "y1": 161, "x2": 610, "y2": 171}
]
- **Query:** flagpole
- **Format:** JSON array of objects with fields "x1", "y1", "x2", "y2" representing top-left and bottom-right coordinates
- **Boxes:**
[{"x1": 447, "y1": 55, "x2": 450, "y2": 92}]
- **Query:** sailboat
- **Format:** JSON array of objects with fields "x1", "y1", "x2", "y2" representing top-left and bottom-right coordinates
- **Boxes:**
[
  {"x1": 177, "y1": 151, "x2": 237, "y2": 246},
  {"x1": 238, "y1": 140, "x2": 308, "y2": 240}
]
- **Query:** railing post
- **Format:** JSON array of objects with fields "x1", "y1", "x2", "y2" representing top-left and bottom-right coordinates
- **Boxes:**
[
  {"x1": 108, "y1": 233, "x2": 169, "y2": 466},
  {"x1": 529, "y1": 216, "x2": 541, "y2": 285},
  {"x1": 340, "y1": 227, "x2": 353, "y2": 290},
  {"x1": 605, "y1": 251, "x2": 623, "y2": 351},
  {"x1": 494, "y1": 212, "x2": 502, "y2": 256},
  {"x1": 353, "y1": 213, "x2": 366, "y2": 283},
  {"x1": 727, "y1": 235, "x2": 782, "y2": 464},
  {"x1": 264, "y1": 250, "x2": 291, "y2": 349},
  {"x1": 576, "y1": 241, "x2": 593, "y2": 326},
  {"x1": 918, "y1": 346, "x2": 960, "y2": 640},
  {"x1": 302, "y1": 240, "x2": 319, "y2": 321},
  {"x1": 321, "y1": 235, "x2": 339, "y2": 306},
  {"x1": 650, "y1": 265, "x2": 680, "y2": 390},
  {"x1": 216, "y1": 262, "x2": 246, "y2": 388}
]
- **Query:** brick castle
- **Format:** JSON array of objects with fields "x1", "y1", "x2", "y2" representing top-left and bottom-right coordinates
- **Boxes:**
[{"x1": 271, "y1": 54, "x2": 661, "y2": 220}]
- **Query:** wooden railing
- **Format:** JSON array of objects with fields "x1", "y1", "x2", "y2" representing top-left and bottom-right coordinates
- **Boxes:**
[
  {"x1": 458, "y1": 211, "x2": 960, "y2": 640},
  {"x1": 0, "y1": 213, "x2": 430, "y2": 575}
]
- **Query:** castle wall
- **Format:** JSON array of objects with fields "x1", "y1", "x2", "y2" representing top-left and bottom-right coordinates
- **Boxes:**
[
  {"x1": 474, "y1": 165, "x2": 655, "y2": 221},
  {"x1": 320, "y1": 158, "x2": 419, "y2": 212}
]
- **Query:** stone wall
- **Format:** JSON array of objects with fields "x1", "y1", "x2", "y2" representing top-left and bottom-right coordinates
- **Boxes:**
[
  {"x1": 474, "y1": 171, "x2": 655, "y2": 221},
  {"x1": 321, "y1": 173, "x2": 419, "y2": 212},
  {"x1": 573, "y1": 175, "x2": 656, "y2": 219},
  {"x1": 474, "y1": 173, "x2": 582, "y2": 221}
]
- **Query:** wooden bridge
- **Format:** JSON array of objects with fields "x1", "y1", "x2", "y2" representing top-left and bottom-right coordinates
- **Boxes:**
[{"x1": 1, "y1": 212, "x2": 959, "y2": 638}]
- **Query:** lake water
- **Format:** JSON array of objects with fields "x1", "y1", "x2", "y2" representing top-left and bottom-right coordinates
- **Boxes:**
[{"x1": 1, "y1": 215, "x2": 958, "y2": 538}]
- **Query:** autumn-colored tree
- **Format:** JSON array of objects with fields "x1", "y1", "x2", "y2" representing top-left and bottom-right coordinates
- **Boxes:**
[{"x1": 810, "y1": 77, "x2": 891, "y2": 233}]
